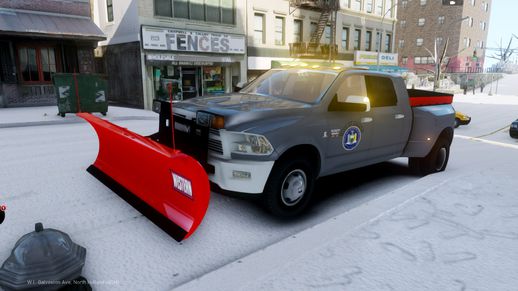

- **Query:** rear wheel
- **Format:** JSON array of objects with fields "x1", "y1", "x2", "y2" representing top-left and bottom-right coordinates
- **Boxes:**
[
  {"x1": 263, "y1": 157, "x2": 315, "y2": 217},
  {"x1": 409, "y1": 137, "x2": 450, "y2": 176}
]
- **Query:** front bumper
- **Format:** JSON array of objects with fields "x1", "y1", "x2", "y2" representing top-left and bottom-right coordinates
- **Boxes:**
[
  {"x1": 207, "y1": 157, "x2": 275, "y2": 194},
  {"x1": 459, "y1": 117, "x2": 471, "y2": 126}
]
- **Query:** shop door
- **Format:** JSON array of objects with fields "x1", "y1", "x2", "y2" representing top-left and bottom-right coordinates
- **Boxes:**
[{"x1": 181, "y1": 67, "x2": 199, "y2": 99}]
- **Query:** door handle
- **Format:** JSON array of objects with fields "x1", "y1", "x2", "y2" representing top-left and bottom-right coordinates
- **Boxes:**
[
  {"x1": 361, "y1": 117, "x2": 373, "y2": 123},
  {"x1": 395, "y1": 114, "x2": 405, "y2": 120}
]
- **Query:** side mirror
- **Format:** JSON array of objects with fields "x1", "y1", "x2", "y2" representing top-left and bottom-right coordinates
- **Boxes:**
[{"x1": 329, "y1": 95, "x2": 371, "y2": 112}]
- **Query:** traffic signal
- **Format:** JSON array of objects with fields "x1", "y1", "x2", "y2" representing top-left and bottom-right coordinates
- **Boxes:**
[{"x1": 442, "y1": 0, "x2": 463, "y2": 5}]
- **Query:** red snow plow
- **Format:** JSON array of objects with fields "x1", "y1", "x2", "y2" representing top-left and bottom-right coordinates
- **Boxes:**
[{"x1": 78, "y1": 101, "x2": 210, "y2": 242}]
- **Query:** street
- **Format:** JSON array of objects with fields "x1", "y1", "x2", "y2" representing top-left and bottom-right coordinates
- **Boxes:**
[{"x1": 0, "y1": 87, "x2": 517, "y2": 290}]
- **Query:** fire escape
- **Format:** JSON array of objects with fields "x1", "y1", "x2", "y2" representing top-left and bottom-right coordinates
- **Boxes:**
[{"x1": 289, "y1": 0, "x2": 339, "y2": 61}]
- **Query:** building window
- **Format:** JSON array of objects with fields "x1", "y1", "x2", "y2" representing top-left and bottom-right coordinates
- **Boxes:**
[
  {"x1": 155, "y1": 0, "x2": 173, "y2": 17},
  {"x1": 366, "y1": 0, "x2": 373, "y2": 13},
  {"x1": 465, "y1": 37, "x2": 471, "y2": 48},
  {"x1": 275, "y1": 16, "x2": 285, "y2": 45},
  {"x1": 386, "y1": 0, "x2": 393, "y2": 17},
  {"x1": 402, "y1": 57, "x2": 408, "y2": 65},
  {"x1": 471, "y1": 0, "x2": 475, "y2": 5},
  {"x1": 343, "y1": 0, "x2": 351, "y2": 8},
  {"x1": 365, "y1": 31, "x2": 372, "y2": 51},
  {"x1": 436, "y1": 37, "x2": 443, "y2": 46},
  {"x1": 254, "y1": 13, "x2": 265, "y2": 44},
  {"x1": 385, "y1": 33, "x2": 391, "y2": 52},
  {"x1": 480, "y1": 21, "x2": 486, "y2": 30},
  {"x1": 18, "y1": 47, "x2": 59, "y2": 83},
  {"x1": 438, "y1": 16, "x2": 445, "y2": 25},
  {"x1": 310, "y1": 22, "x2": 317, "y2": 38},
  {"x1": 402, "y1": 0, "x2": 408, "y2": 8},
  {"x1": 293, "y1": 19, "x2": 303, "y2": 43},
  {"x1": 354, "y1": 29, "x2": 361, "y2": 50},
  {"x1": 400, "y1": 20, "x2": 406, "y2": 28},
  {"x1": 414, "y1": 56, "x2": 421, "y2": 64},
  {"x1": 375, "y1": 0, "x2": 383, "y2": 15},
  {"x1": 398, "y1": 39, "x2": 405, "y2": 48},
  {"x1": 416, "y1": 38, "x2": 423, "y2": 46},
  {"x1": 468, "y1": 17, "x2": 473, "y2": 27},
  {"x1": 418, "y1": 18, "x2": 425, "y2": 26},
  {"x1": 480, "y1": 40, "x2": 484, "y2": 49},
  {"x1": 342, "y1": 27, "x2": 349, "y2": 50},
  {"x1": 106, "y1": 0, "x2": 114, "y2": 22},
  {"x1": 155, "y1": 0, "x2": 235, "y2": 24},
  {"x1": 352, "y1": 0, "x2": 361, "y2": 11},
  {"x1": 420, "y1": 0, "x2": 427, "y2": 5},
  {"x1": 324, "y1": 25, "x2": 332, "y2": 44},
  {"x1": 375, "y1": 32, "x2": 381, "y2": 51},
  {"x1": 485, "y1": 2, "x2": 489, "y2": 11}
]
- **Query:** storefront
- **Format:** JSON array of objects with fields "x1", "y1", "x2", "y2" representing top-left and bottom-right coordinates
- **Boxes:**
[
  {"x1": 141, "y1": 26, "x2": 246, "y2": 103},
  {"x1": 0, "y1": 8, "x2": 105, "y2": 107},
  {"x1": 354, "y1": 51, "x2": 407, "y2": 73}
]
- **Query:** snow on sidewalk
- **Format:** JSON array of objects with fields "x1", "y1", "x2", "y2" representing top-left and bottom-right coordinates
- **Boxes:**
[
  {"x1": 176, "y1": 141, "x2": 518, "y2": 291},
  {"x1": 454, "y1": 92, "x2": 518, "y2": 105},
  {"x1": 0, "y1": 106, "x2": 157, "y2": 127}
]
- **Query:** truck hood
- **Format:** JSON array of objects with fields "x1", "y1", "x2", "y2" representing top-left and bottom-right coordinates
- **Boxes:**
[{"x1": 173, "y1": 93, "x2": 311, "y2": 116}]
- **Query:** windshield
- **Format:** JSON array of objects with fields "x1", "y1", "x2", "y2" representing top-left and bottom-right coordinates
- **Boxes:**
[{"x1": 241, "y1": 69, "x2": 338, "y2": 103}]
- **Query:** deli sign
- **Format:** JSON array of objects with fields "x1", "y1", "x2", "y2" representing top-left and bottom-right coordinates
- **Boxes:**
[
  {"x1": 142, "y1": 26, "x2": 245, "y2": 54},
  {"x1": 354, "y1": 51, "x2": 398, "y2": 66}
]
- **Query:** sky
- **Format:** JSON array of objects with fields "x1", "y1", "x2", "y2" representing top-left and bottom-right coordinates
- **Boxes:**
[{"x1": 485, "y1": 0, "x2": 518, "y2": 67}]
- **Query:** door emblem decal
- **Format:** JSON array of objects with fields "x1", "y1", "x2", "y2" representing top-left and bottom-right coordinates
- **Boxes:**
[{"x1": 342, "y1": 126, "x2": 361, "y2": 151}]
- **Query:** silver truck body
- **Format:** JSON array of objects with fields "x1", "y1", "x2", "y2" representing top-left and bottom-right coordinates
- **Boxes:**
[{"x1": 172, "y1": 68, "x2": 455, "y2": 195}]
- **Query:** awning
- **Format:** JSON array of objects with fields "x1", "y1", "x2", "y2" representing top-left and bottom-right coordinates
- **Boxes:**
[
  {"x1": 0, "y1": 8, "x2": 105, "y2": 41},
  {"x1": 362, "y1": 65, "x2": 409, "y2": 74}
]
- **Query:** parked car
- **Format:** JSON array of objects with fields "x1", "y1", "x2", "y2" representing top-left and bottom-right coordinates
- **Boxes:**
[
  {"x1": 510, "y1": 119, "x2": 518, "y2": 138},
  {"x1": 161, "y1": 65, "x2": 455, "y2": 216},
  {"x1": 454, "y1": 111, "x2": 471, "y2": 128}
]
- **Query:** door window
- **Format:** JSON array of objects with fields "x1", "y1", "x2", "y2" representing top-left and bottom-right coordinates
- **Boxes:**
[
  {"x1": 365, "y1": 76, "x2": 397, "y2": 107},
  {"x1": 336, "y1": 75, "x2": 367, "y2": 103}
]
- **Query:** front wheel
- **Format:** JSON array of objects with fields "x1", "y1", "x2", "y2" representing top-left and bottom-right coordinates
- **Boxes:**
[
  {"x1": 263, "y1": 157, "x2": 316, "y2": 217},
  {"x1": 409, "y1": 137, "x2": 450, "y2": 176}
]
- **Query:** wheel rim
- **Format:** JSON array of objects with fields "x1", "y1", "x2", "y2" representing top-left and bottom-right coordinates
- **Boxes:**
[
  {"x1": 281, "y1": 169, "x2": 307, "y2": 206},
  {"x1": 435, "y1": 147, "x2": 447, "y2": 171}
]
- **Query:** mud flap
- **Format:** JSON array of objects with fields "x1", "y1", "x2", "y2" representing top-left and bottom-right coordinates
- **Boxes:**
[{"x1": 78, "y1": 113, "x2": 210, "y2": 241}]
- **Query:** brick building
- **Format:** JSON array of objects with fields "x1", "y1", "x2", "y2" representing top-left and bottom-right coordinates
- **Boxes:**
[
  {"x1": 0, "y1": 0, "x2": 105, "y2": 107},
  {"x1": 397, "y1": 0, "x2": 491, "y2": 73}
]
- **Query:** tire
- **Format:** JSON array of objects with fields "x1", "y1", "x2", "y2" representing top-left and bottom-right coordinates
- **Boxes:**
[
  {"x1": 60, "y1": 113, "x2": 66, "y2": 118},
  {"x1": 263, "y1": 157, "x2": 316, "y2": 217},
  {"x1": 409, "y1": 137, "x2": 450, "y2": 176},
  {"x1": 101, "y1": 112, "x2": 107, "y2": 116},
  {"x1": 454, "y1": 118, "x2": 460, "y2": 128}
]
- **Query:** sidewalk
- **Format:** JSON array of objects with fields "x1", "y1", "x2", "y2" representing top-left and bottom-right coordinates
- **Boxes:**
[
  {"x1": 176, "y1": 139, "x2": 518, "y2": 291},
  {"x1": 0, "y1": 106, "x2": 157, "y2": 128}
]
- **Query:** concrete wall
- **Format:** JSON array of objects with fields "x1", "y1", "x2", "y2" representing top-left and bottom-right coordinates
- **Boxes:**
[{"x1": 101, "y1": 42, "x2": 144, "y2": 108}]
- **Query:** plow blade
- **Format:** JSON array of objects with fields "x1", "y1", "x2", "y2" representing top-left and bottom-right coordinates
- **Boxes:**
[{"x1": 78, "y1": 113, "x2": 210, "y2": 241}]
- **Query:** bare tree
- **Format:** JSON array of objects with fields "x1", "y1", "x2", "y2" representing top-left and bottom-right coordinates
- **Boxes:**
[
  {"x1": 487, "y1": 37, "x2": 516, "y2": 67},
  {"x1": 423, "y1": 38, "x2": 466, "y2": 90}
]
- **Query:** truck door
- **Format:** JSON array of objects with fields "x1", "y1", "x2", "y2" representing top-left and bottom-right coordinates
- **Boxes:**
[
  {"x1": 324, "y1": 74, "x2": 374, "y2": 174},
  {"x1": 365, "y1": 75, "x2": 409, "y2": 159}
]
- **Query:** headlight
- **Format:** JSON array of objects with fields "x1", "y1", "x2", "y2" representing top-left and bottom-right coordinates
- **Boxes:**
[
  {"x1": 230, "y1": 133, "x2": 274, "y2": 155},
  {"x1": 196, "y1": 111, "x2": 225, "y2": 129}
]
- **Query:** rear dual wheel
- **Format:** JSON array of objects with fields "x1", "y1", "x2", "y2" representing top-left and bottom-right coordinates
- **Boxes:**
[
  {"x1": 263, "y1": 157, "x2": 315, "y2": 217},
  {"x1": 409, "y1": 137, "x2": 450, "y2": 176}
]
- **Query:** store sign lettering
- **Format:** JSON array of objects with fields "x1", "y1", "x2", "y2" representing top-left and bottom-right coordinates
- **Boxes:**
[
  {"x1": 143, "y1": 26, "x2": 245, "y2": 54},
  {"x1": 354, "y1": 51, "x2": 398, "y2": 66}
]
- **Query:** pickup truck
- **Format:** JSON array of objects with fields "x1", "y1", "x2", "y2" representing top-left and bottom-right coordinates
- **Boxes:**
[{"x1": 154, "y1": 66, "x2": 455, "y2": 217}]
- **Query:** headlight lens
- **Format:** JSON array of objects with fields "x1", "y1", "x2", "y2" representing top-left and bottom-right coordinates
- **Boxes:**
[{"x1": 231, "y1": 133, "x2": 274, "y2": 155}]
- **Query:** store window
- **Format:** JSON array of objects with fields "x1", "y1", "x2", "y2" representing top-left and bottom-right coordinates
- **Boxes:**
[
  {"x1": 17, "y1": 46, "x2": 59, "y2": 83},
  {"x1": 203, "y1": 66, "x2": 225, "y2": 95},
  {"x1": 342, "y1": 27, "x2": 349, "y2": 50},
  {"x1": 254, "y1": 13, "x2": 265, "y2": 44},
  {"x1": 106, "y1": 0, "x2": 114, "y2": 22},
  {"x1": 275, "y1": 16, "x2": 285, "y2": 46}
]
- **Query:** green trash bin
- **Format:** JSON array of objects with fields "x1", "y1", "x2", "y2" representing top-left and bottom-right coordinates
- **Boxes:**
[{"x1": 53, "y1": 73, "x2": 108, "y2": 117}]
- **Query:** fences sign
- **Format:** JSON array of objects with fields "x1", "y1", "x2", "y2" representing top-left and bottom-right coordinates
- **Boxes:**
[{"x1": 142, "y1": 26, "x2": 245, "y2": 54}]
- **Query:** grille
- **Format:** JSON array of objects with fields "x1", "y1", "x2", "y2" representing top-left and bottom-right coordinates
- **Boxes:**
[
  {"x1": 209, "y1": 128, "x2": 220, "y2": 136},
  {"x1": 208, "y1": 138, "x2": 223, "y2": 154}
]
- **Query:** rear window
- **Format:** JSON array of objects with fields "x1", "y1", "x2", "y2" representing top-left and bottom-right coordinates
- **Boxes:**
[{"x1": 365, "y1": 76, "x2": 398, "y2": 107}]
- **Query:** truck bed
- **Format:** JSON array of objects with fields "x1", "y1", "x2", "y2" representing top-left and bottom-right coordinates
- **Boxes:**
[{"x1": 407, "y1": 89, "x2": 454, "y2": 107}]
